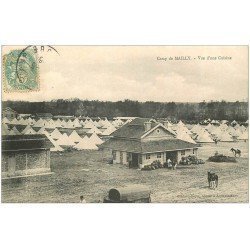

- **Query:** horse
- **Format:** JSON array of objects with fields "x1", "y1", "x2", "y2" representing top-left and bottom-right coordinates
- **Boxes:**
[
  {"x1": 208, "y1": 171, "x2": 218, "y2": 189},
  {"x1": 231, "y1": 148, "x2": 241, "y2": 157}
]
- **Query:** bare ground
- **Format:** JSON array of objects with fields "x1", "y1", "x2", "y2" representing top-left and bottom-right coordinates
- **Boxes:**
[{"x1": 1, "y1": 141, "x2": 248, "y2": 203}]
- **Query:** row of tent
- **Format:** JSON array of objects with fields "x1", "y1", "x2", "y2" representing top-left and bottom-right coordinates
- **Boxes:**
[
  {"x1": 2, "y1": 123, "x2": 105, "y2": 151},
  {"x1": 2, "y1": 119, "x2": 118, "y2": 136},
  {"x1": 2, "y1": 116, "x2": 125, "y2": 131},
  {"x1": 164, "y1": 120, "x2": 248, "y2": 143},
  {"x1": 201, "y1": 119, "x2": 248, "y2": 126}
]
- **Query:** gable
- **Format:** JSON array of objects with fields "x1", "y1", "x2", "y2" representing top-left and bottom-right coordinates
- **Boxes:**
[{"x1": 142, "y1": 126, "x2": 176, "y2": 141}]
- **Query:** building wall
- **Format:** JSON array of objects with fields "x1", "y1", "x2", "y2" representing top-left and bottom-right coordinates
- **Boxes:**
[
  {"x1": 1, "y1": 149, "x2": 51, "y2": 178},
  {"x1": 142, "y1": 126, "x2": 175, "y2": 141},
  {"x1": 141, "y1": 152, "x2": 165, "y2": 167},
  {"x1": 112, "y1": 150, "x2": 128, "y2": 165},
  {"x1": 111, "y1": 148, "x2": 198, "y2": 167},
  {"x1": 177, "y1": 148, "x2": 198, "y2": 163}
]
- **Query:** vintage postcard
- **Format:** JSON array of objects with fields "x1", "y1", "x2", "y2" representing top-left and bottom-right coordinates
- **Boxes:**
[{"x1": 1, "y1": 45, "x2": 248, "y2": 203}]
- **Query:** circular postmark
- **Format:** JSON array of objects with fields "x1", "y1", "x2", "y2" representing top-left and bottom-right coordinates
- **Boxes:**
[{"x1": 3, "y1": 45, "x2": 59, "y2": 92}]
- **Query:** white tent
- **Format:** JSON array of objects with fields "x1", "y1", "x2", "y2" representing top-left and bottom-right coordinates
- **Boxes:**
[
  {"x1": 45, "y1": 119, "x2": 56, "y2": 129},
  {"x1": 36, "y1": 127, "x2": 47, "y2": 135},
  {"x1": 19, "y1": 118, "x2": 29, "y2": 126},
  {"x1": 234, "y1": 124, "x2": 240, "y2": 130},
  {"x1": 22, "y1": 125, "x2": 34, "y2": 134},
  {"x1": 219, "y1": 124, "x2": 228, "y2": 131},
  {"x1": 27, "y1": 117, "x2": 34, "y2": 125},
  {"x1": 191, "y1": 124, "x2": 203, "y2": 134},
  {"x1": 196, "y1": 130, "x2": 214, "y2": 143},
  {"x1": 176, "y1": 130, "x2": 196, "y2": 144},
  {"x1": 60, "y1": 119, "x2": 68, "y2": 128},
  {"x1": 218, "y1": 131, "x2": 234, "y2": 142},
  {"x1": 89, "y1": 133, "x2": 104, "y2": 145},
  {"x1": 100, "y1": 118, "x2": 113, "y2": 129},
  {"x1": 231, "y1": 128, "x2": 242, "y2": 138},
  {"x1": 2, "y1": 124, "x2": 9, "y2": 135},
  {"x1": 84, "y1": 121, "x2": 96, "y2": 129},
  {"x1": 57, "y1": 133, "x2": 75, "y2": 146},
  {"x1": 65, "y1": 120, "x2": 75, "y2": 129},
  {"x1": 45, "y1": 134, "x2": 64, "y2": 152},
  {"x1": 240, "y1": 125, "x2": 246, "y2": 133},
  {"x1": 33, "y1": 118, "x2": 46, "y2": 128},
  {"x1": 205, "y1": 123, "x2": 212, "y2": 131},
  {"x1": 87, "y1": 126, "x2": 102, "y2": 135},
  {"x1": 238, "y1": 131, "x2": 248, "y2": 140},
  {"x1": 101, "y1": 124, "x2": 117, "y2": 136},
  {"x1": 227, "y1": 126, "x2": 235, "y2": 135},
  {"x1": 54, "y1": 119, "x2": 63, "y2": 128},
  {"x1": 74, "y1": 136, "x2": 98, "y2": 150},
  {"x1": 9, "y1": 117, "x2": 19, "y2": 125},
  {"x1": 210, "y1": 126, "x2": 222, "y2": 137},
  {"x1": 112, "y1": 119, "x2": 124, "y2": 128},
  {"x1": 50, "y1": 128, "x2": 62, "y2": 140},
  {"x1": 2, "y1": 117, "x2": 10, "y2": 124},
  {"x1": 23, "y1": 127, "x2": 36, "y2": 135},
  {"x1": 11, "y1": 126, "x2": 21, "y2": 135},
  {"x1": 72, "y1": 118, "x2": 82, "y2": 128},
  {"x1": 69, "y1": 130, "x2": 82, "y2": 143}
]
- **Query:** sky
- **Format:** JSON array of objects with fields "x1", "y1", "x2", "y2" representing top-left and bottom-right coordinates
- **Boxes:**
[{"x1": 2, "y1": 45, "x2": 248, "y2": 102}]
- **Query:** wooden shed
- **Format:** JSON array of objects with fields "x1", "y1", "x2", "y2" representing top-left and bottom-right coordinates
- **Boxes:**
[{"x1": 1, "y1": 134, "x2": 53, "y2": 179}]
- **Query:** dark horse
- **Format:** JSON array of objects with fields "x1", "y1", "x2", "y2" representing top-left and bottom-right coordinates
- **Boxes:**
[
  {"x1": 231, "y1": 148, "x2": 241, "y2": 157},
  {"x1": 208, "y1": 171, "x2": 218, "y2": 189}
]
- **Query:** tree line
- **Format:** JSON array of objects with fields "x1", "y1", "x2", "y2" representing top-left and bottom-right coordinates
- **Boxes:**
[{"x1": 3, "y1": 99, "x2": 248, "y2": 122}]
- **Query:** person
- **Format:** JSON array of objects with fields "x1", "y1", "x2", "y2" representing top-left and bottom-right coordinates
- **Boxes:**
[
  {"x1": 172, "y1": 161, "x2": 177, "y2": 170},
  {"x1": 167, "y1": 158, "x2": 172, "y2": 168},
  {"x1": 80, "y1": 195, "x2": 86, "y2": 203}
]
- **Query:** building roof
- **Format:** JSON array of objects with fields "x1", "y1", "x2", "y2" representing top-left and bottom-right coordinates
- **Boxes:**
[
  {"x1": 111, "y1": 118, "x2": 159, "y2": 139},
  {"x1": 2, "y1": 134, "x2": 53, "y2": 152},
  {"x1": 99, "y1": 138, "x2": 198, "y2": 154}
]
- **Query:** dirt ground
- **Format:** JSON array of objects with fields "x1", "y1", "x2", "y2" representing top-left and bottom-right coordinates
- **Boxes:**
[{"x1": 1, "y1": 141, "x2": 249, "y2": 203}]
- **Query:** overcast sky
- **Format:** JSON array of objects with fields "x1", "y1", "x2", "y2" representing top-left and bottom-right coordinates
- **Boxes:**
[{"x1": 2, "y1": 46, "x2": 248, "y2": 102}]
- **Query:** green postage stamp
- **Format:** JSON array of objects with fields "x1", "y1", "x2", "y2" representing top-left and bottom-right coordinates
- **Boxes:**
[{"x1": 2, "y1": 48, "x2": 39, "y2": 92}]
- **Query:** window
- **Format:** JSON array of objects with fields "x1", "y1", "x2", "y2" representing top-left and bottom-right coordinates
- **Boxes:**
[
  {"x1": 156, "y1": 129, "x2": 160, "y2": 134},
  {"x1": 112, "y1": 150, "x2": 117, "y2": 160},
  {"x1": 181, "y1": 150, "x2": 185, "y2": 156},
  {"x1": 146, "y1": 154, "x2": 151, "y2": 159},
  {"x1": 157, "y1": 153, "x2": 161, "y2": 158},
  {"x1": 193, "y1": 149, "x2": 195, "y2": 154}
]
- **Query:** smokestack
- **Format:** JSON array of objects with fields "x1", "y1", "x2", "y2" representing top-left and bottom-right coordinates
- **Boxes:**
[{"x1": 144, "y1": 121, "x2": 152, "y2": 132}]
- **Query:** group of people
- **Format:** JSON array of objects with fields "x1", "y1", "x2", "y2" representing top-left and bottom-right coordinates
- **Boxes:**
[{"x1": 166, "y1": 158, "x2": 177, "y2": 170}]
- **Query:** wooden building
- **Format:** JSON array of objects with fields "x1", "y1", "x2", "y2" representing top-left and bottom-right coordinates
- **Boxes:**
[
  {"x1": 2, "y1": 134, "x2": 53, "y2": 179},
  {"x1": 2, "y1": 107, "x2": 18, "y2": 120},
  {"x1": 99, "y1": 118, "x2": 198, "y2": 168}
]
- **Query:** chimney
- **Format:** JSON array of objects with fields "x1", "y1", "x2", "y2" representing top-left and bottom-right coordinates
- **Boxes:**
[{"x1": 144, "y1": 121, "x2": 152, "y2": 132}]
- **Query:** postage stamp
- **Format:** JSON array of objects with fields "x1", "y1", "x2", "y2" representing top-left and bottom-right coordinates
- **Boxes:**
[{"x1": 2, "y1": 48, "x2": 40, "y2": 92}]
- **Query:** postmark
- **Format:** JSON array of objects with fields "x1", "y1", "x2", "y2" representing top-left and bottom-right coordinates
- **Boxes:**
[{"x1": 2, "y1": 45, "x2": 59, "y2": 93}]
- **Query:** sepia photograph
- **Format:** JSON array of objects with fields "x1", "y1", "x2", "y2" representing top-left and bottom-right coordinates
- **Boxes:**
[{"x1": 1, "y1": 45, "x2": 249, "y2": 203}]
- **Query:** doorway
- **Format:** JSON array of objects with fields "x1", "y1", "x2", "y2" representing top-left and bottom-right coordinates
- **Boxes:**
[
  {"x1": 130, "y1": 153, "x2": 139, "y2": 168},
  {"x1": 165, "y1": 151, "x2": 178, "y2": 163}
]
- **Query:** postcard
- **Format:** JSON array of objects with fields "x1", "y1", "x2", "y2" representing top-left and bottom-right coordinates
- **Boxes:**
[{"x1": 1, "y1": 45, "x2": 248, "y2": 203}]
